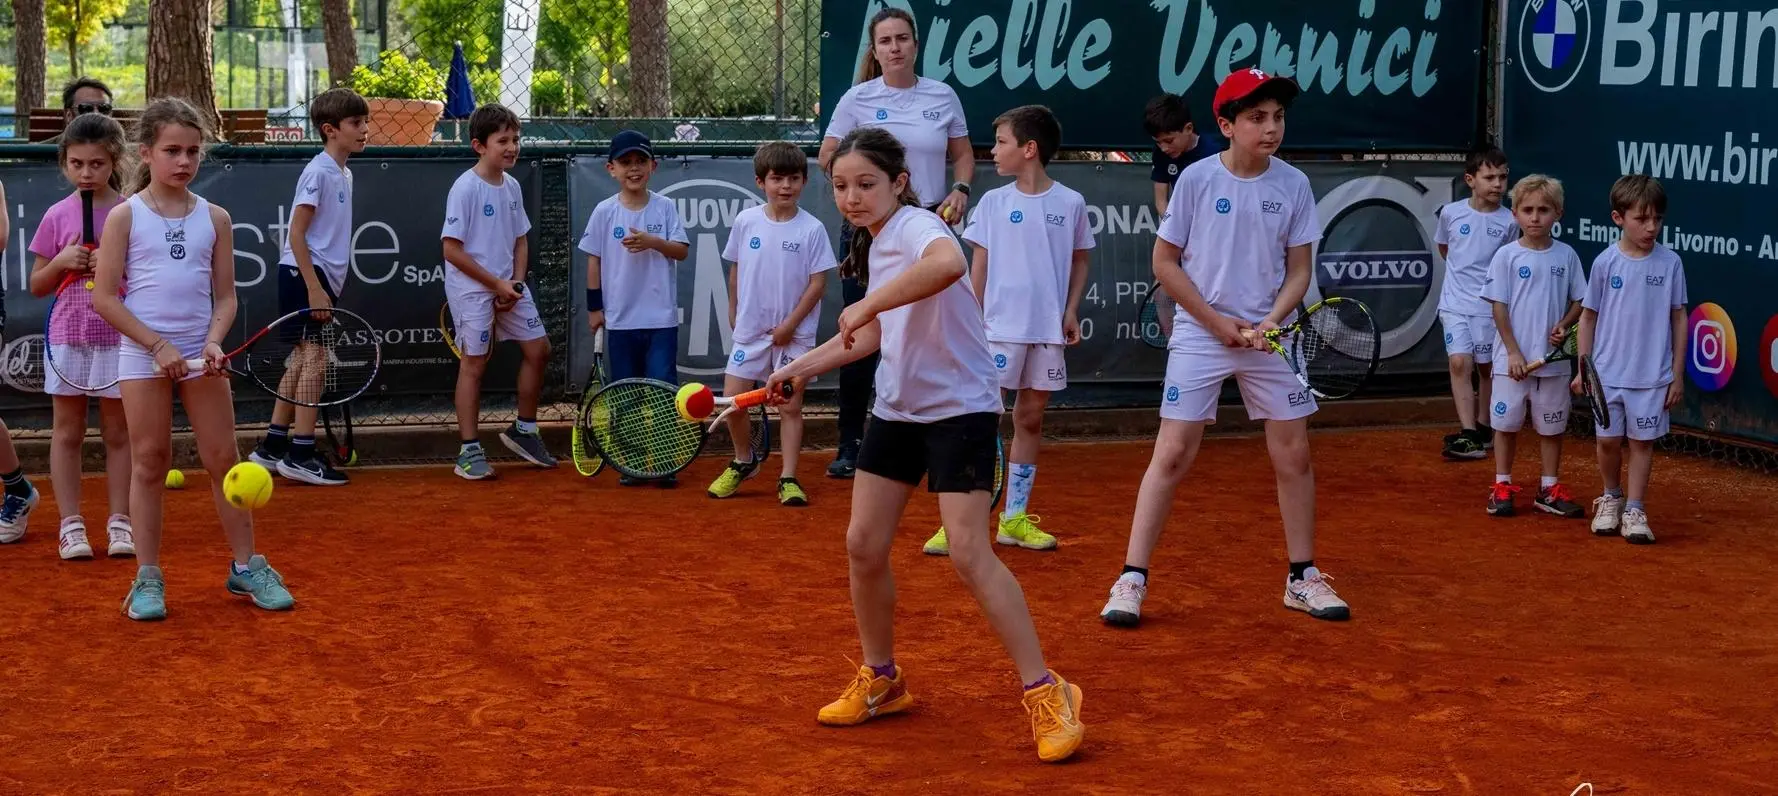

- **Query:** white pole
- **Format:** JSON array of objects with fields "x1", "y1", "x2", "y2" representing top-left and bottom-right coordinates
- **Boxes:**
[
  {"x1": 282, "y1": 0, "x2": 308, "y2": 109},
  {"x1": 499, "y1": 0, "x2": 539, "y2": 116}
]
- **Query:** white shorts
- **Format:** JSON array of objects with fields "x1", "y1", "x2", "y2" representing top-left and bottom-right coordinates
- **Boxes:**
[
  {"x1": 991, "y1": 341, "x2": 1067, "y2": 391},
  {"x1": 725, "y1": 336, "x2": 814, "y2": 382},
  {"x1": 44, "y1": 345, "x2": 122, "y2": 399},
  {"x1": 1439, "y1": 310, "x2": 1496, "y2": 364},
  {"x1": 447, "y1": 290, "x2": 546, "y2": 357},
  {"x1": 117, "y1": 329, "x2": 208, "y2": 383},
  {"x1": 1488, "y1": 373, "x2": 1570, "y2": 435},
  {"x1": 1160, "y1": 335, "x2": 1317, "y2": 423},
  {"x1": 1599, "y1": 384, "x2": 1670, "y2": 441}
]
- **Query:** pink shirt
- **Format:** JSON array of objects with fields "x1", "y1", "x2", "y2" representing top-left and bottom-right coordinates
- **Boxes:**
[{"x1": 29, "y1": 191, "x2": 127, "y2": 291}]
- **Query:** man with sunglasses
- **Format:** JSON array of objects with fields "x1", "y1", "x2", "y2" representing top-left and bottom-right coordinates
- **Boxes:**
[{"x1": 44, "y1": 78, "x2": 114, "y2": 145}]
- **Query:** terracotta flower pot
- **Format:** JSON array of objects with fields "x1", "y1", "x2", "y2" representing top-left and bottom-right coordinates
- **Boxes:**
[{"x1": 364, "y1": 98, "x2": 444, "y2": 146}]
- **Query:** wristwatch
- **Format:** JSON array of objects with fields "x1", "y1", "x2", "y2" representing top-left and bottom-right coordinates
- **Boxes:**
[{"x1": 951, "y1": 181, "x2": 972, "y2": 197}]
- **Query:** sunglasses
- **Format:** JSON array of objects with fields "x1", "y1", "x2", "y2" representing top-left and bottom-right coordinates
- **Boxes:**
[{"x1": 74, "y1": 103, "x2": 114, "y2": 116}]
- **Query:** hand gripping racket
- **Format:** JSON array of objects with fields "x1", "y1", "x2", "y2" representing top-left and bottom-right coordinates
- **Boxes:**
[
  {"x1": 1241, "y1": 296, "x2": 1382, "y2": 401},
  {"x1": 156, "y1": 306, "x2": 381, "y2": 407},
  {"x1": 1524, "y1": 323, "x2": 1580, "y2": 374}
]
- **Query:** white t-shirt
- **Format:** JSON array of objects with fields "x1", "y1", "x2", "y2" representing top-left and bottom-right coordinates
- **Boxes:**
[
  {"x1": 867, "y1": 206, "x2": 1001, "y2": 423},
  {"x1": 1435, "y1": 200, "x2": 1519, "y2": 316},
  {"x1": 440, "y1": 169, "x2": 531, "y2": 297},
  {"x1": 1480, "y1": 239, "x2": 1585, "y2": 376},
  {"x1": 1583, "y1": 244, "x2": 1689, "y2": 389},
  {"x1": 1156, "y1": 155, "x2": 1321, "y2": 338},
  {"x1": 964, "y1": 181, "x2": 1096, "y2": 345},
  {"x1": 824, "y1": 77, "x2": 967, "y2": 207},
  {"x1": 124, "y1": 193, "x2": 215, "y2": 336},
  {"x1": 279, "y1": 152, "x2": 354, "y2": 293},
  {"x1": 577, "y1": 192, "x2": 690, "y2": 331},
  {"x1": 722, "y1": 205, "x2": 837, "y2": 345}
]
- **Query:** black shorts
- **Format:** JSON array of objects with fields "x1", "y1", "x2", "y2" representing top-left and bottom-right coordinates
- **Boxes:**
[
  {"x1": 857, "y1": 411, "x2": 999, "y2": 494},
  {"x1": 277, "y1": 265, "x2": 342, "y2": 343}
]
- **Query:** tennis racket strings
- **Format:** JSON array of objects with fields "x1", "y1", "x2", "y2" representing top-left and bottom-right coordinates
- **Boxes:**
[{"x1": 1294, "y1": 300, "x2": 1381, "y2": 398}]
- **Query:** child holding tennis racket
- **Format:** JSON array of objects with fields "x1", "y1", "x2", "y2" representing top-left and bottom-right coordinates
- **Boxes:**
[
  {"x1": 247, "y1": 87, "x2": 368, "y2": 487},
  {"x1": 27, "y1": 112, "x2": 134, "y2": 560},
  {"x1": 442, "y1": 104, "x2": 557, "y2": 480},
  {"x1": 1480, "y1": 175, "x2": 1586, "y2": 519},
  {"x1": 923, "y1": 105, "x2": 1093, "y2": 556},
  {"x1": 91, "y1": 97, "x2": 295, "y2": 621},
  {"x1": 0, "y1": 180, "x2": 44, "y2": 547},
  {"x1": 578, "y1": 129, "x2": 691, "y2": 487},
  {"x1": 763, "y1": 127, "x2": 1085, "y2": 763},
  {"x1": 705, "y1": 141, "x2": 834, "y2": 505},
  {"x1": 1101, "y1": 68, "x2": 1349, "y2": 627},
  {"x1": 1575, "y1": 175, "x2": 1688, "y2": 545},
  {"x1": 1436, "y1": 148, "x2": 1519, "y2": 461}
]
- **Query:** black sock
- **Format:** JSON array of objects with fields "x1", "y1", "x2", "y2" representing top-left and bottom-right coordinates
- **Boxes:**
[
  {"x1": 289, "y1": 436, "x2": 316, "y2": 461},
  {"x1": 1, "y1": 468, "x2": 29, "y2": 498},
  {"x1": 1289, "y1": 560, "x2": 1315, "y2": 582},
  {"x1": 1121, "y1": 564, "x2": 1148, "y2": 579},
  {"x1": 264, "y1": 424, "x2": 290, "y2": 452}
]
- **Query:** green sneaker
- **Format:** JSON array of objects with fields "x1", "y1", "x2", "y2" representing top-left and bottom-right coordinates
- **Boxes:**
[
  {"x1": 922, "y1": 528, "x2": 949, "y2": 556},
  {"x1": 226, "y1": 555, "x2": 295, "y2": 610},
  {"x1": 706, "y1": 460, "x2": 757, "y2": 499},
  {"x1": 778, "y1": 477, "x2": 809, "y2": 507},
  {"x1": 455, "y1": 446, "x2": 494, "y2": 480},
  {"x1": 996, "y1": 513, "x2": 1058, "y2": 550},
  {"x1": 122, "y1": 566, "x2": 167, "y2": 621}
]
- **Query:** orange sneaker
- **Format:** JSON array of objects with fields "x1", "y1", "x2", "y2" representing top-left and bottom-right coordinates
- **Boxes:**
[
  {"x1": 817, "y1": 664, "x2": 913, "y2": 726},
  {"x1": 1022, "y1": 670, "x2": 1085, "y2": 762}
]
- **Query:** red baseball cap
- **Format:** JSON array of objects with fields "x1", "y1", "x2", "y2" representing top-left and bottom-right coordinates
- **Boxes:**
[{"x1": 1213, "y1": 67, "x2": 1301, "y2": 120}]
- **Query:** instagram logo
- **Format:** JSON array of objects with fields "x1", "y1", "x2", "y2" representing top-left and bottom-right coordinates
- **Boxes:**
[
  {"x1": 1686, "y1": 303, "x2": 1737, "y2": 392},
  {"x1": 1760, "y1": 315, "x2": 1778, "y2": 399}
]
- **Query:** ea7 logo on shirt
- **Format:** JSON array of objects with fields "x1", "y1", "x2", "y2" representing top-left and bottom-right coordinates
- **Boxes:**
[
  {"x1": 1045, "y1": 213, "x2": 1067, "y2": 227},
  {"x1": 781, "y1": 241, "x2": 802, "y2": 252},
  {"x1": 165, "y1": 229, "x2": 185, "y2": 244},
  {"x1": 922, "y1": 110, "x2": 941, "y2": 120},
  {"x1": 1010, "y1": 210, "x2": 1025, "y2": 224},
  {"x1": 482, "y1": 204, "x2": 495, "y2": 217},
  {"x1": 1487, "y1": 223, "x2": 1506, "y2": 237},
  {"x1": 1645, "y1": 274, "x2": 1667, "y2": 286},
  {"x1": 1635, "y1": 415, "x2": 1662, "y2": 430},
  {"x1": 1287, "y1": 389, "x2": 1312, "y2": 407},
  {"x1": 1610, "y1": 275, "x2": 1624, "y2": 289},
  {"x1": 527, "y1": 316, "x2": 543, "y2": 329},
  {"x1": 1550, "y1": 265, "x2": 1567, "y2": 278},
  {"x1": 1261, "y1": 201, "x2": 1283, "y2": 215},
  {"x1": 1543, "y1": 409, "x2": 1568, "y2": 424},
  {"x1": 749, "y1": 236, "x2": 762, "y2": 249},
  {"x1": 1214, "y1": 198, "x2": 1232, "y2": 214}
]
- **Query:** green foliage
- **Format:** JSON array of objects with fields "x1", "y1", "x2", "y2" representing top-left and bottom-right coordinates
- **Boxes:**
[
  {"x1": 395, "y1": 0, "x2": 499, "y2": 67},
  {"x1": 530, "y1": 69, "x2": 568, "y2": 115},
  {"x1": 470, "y1": 67, "x2": 500, "y2": 106},
  {"x1": 350, "y1": 51, "x2": 445, "y2": 101},
  {"x1": 45, "y1": 0, "x2": 131, "y2": 65}
]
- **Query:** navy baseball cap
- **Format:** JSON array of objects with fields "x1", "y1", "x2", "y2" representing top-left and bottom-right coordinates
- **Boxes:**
[{"x1": 609, "y1": 129, "x2": 654, "y2": 161}]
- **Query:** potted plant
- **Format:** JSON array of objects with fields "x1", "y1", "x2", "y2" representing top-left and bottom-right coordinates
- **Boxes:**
[{"x1": 349, "y1": 51, "x2": 447, "y2": 146}]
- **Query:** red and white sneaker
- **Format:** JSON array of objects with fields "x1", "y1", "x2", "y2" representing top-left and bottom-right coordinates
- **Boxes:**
[{"x1": 58, "y1": 517, "x2": 93, "y2": 561}]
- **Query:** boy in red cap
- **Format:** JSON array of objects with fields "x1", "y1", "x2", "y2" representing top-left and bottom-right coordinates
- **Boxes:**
[{"x1": 1100, "y1": 67, "x2": 1350, "y2": 628}]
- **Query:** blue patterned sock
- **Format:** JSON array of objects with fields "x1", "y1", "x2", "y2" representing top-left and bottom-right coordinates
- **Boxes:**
[{"x1": 1004, "y1": 463, "x2": 1037, "y2": 517}]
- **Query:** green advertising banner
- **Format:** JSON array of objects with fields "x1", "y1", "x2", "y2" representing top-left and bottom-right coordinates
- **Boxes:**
[
  {"x1": 1504, "y1": 0, "x2": 1778, "y2": 445},
  {"x1": 820, "y1": 0, "x2": 1488, "y2": 151}
]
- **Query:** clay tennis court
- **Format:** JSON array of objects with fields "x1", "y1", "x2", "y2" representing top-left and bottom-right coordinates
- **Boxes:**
[{"x1": 2, "y1": 427, "x2": 1774, "y2": 793}]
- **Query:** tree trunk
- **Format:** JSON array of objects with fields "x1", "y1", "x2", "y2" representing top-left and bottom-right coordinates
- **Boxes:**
[
  {"x1": 146, "y1": 0, "x2": 222, "y2": 136},
  {"x1": 627, "y1": 0, "x2": 671, "y2": 116},
  {"x1": 68, "y1": 0, "x2": 82, "y2": 80},
  {"x1": 321, "y1": 0, "x2": 357, "y2": 87},
  {"x1": 11, "y1": 0, "x2": 47, "y2": 113}
]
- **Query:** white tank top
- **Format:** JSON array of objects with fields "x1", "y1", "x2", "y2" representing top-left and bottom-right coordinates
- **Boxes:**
[{"x1": 124, "y1": 192, "x2": 215, "y2": 335}]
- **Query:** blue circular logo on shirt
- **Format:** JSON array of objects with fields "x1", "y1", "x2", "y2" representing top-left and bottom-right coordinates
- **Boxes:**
[
  {"x1": 1165, "y1": 386, "x2": 1181, "y2": 402},
  {"x1": 337, "y1": 190, "x2": 346, "y2": 203},
  {"x1": 1494, "y1": 401, "x2": 1508, "y2": 416},
  {"x1": 732, "y1": 349, "x2": 746, "y2": 363},
  {"x1": 1518, "y1": 265, "x2": 1532, "y2": 279},
  {"x1": 749, "y1": 236, "x2": 761, "y2": 249},
  {"x1": 875, "y1": 109, "x2": 888, "y2": 120},
  {"x1": 1009, "y1": 210, "x2": 1024, "y2": 223},
  {"x1": 1610, "y1": 275, "x2": 1624, "y2": 289},
  {"x1": 482, "y1": 203, "x2": 495, "y2": 217},
  {"x1": 994, "y1": 353, "x2": 1008, "y2": 369},
  {"x1": 1215, "y1": 198, "x2": 1232, "y2": 214},
  {"x1": 1444, "y1": 332, "x2": 1454, "y2": 345},
  {"x1": 1460, "y1": 223, "x2": 1472, "y2": 235},
  {"x1": 613, "y1": 226, "x2": 625, "y2": 239}
]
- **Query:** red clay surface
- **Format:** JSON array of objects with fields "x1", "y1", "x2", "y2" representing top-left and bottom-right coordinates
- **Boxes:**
[{"x1": 2, "y1": 428, "x2": 1775, "y2": 794}]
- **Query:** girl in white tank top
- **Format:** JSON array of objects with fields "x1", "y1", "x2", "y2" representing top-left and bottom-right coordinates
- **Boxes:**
[{"x1": 90, "y1": 97, "x2": 296, "y2": 622}]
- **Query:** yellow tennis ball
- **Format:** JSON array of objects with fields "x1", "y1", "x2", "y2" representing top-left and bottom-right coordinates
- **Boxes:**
[
  {"x1": 223, "y1": 462, "x2": 273, "y2": 511},
  {"x1": 165, "y1": 469, "x2": 185, "y2": 489},
  {"x1": 345, "y1": 450, "x2": 359, "y2": 466}
]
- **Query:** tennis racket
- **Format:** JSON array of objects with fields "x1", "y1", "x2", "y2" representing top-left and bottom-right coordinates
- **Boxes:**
[
  {"x1": 156, "y1": 306, "x2": 380, "y2": 407},
  {"x1": 570, "y1": 327, "x2": 609, "y2": 477},
  {"x1": 442, "y1": 283, "x2": 526, "y2": 359},
  {"x1": 1524, "y1": 323, "x2": 1580, "y2": 373},
  {"x1": 583, "y1": 378, "x2": 710, "y2": 479},
  {"x1": 44, "y1": 190, "x2": 122, "y2": 393},
  {"x1": 1242, "y1": 297, "x2": 1382, "y2": 401},
  {"x1": 1137, "y1": 282, "x2": 1176, "y2": 350},
  {"x1": 990, "y1": 433, "x2": 1007, "y2": 508},
  {"x1": 320, "y1": 402, "x2": 357, "y2": 466},
  {"x1": 1578, "y1": 353, "x2": 1611, "y2": 431},
  {"x1": 748, "y1": 404, "x2": 771, "y2": 467}
]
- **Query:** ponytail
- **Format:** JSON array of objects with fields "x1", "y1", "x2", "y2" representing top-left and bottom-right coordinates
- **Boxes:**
[{"x1": 830, "y1": 127, "x2": 920, "y2": 287}]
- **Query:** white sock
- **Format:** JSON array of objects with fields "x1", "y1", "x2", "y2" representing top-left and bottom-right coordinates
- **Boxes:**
[
  {"x1": 233, "y1": 560, "x2": 252, "y2": 574},
  {"x1": 1541, "y1": 475, "x2": 1558, "y2": 489},
  {"x1": 1495, "y1": 474, "x2": 1511, "y2": 484},
  {"x1": 1119, "y1": 571, "x2": 1146, "y2": 586}
]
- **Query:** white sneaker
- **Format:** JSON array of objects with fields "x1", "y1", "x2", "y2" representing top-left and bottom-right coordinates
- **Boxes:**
[
  {"x1": 58, "y1": 517, "x2": 93, "y2": 561},
  {"x1": 1284, "y1": 570, "x2": 1351, "y2": 621},
  {"x1": 1621, "y1": 508, "x2": 1655, "y2": 545},
  {"x1": 1591, "y1": 494, "x2": 1623, "y2": 536},
  {"x1": 1100, "y1": 574, "x2": 1147, "y2": 627},
  {"x1": 106, "y1": 514, "x2": 136, "y2": 558}
]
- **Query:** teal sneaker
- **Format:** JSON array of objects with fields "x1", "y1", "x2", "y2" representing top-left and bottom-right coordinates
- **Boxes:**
[
  {"x1": 122, "y1": 566, "x2": 167, "y2": 621},
  {"x1": 226, "y1": 555, "x2": 295, "y2": 611}
]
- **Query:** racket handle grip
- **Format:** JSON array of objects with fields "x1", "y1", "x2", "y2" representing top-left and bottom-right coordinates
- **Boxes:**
[
  {"x1": 151, "y1": 358, "x2": 212, "y2": 374},
  {"x1": 734, "y1": 382, "x2": 795, "y2": 408}
]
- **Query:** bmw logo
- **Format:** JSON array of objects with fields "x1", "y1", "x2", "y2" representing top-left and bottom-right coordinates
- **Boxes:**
[
  {"x1": 875, "y1": 109, "x2": 888, "y2": 120},
  {"x1": 1610, "y1": 275, "x2": 1624, "y2": 289},
  {"x1": 1518, "y1": 265, "x2": 1532, "y2": 279},
  {"x1": 1215, "y1": 198, "x2": 1232, "y2": 214},
  {"x1": 1010, "y1": 210, "x2": 1024, "y2": 223},
  {"x1": 1165, "y1": 386, "x2": 1181, "y2": 402},
  {"x1": 482, "y1": 204, "x2": 495, "y2": 217},
  {"x1": 732, "y1": 350, "x2": 746, "y2": 363},
  {"x1": 994, "y1": 353, "x2": 1008, "y2": 368},
  {"x1": 749, "y1": 237, "x2": 761, "y2": 249},
  {"x1": 1494, "y1": 401, "x2": 1508, "y2": 415},
  {"x1": 613, "y1": 227, "x2": 625, "y2": 239},
  {"x1": 1460, "y1": 223, "x2": 1472, "y2": 235},
  {"x1": 1518, "y1": 0, "x2": 1593, "y2": 93}
]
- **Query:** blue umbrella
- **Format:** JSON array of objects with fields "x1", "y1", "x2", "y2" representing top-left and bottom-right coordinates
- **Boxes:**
[{"x1": 444, "y1": 41, "x2": 476, "y2": 120}]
